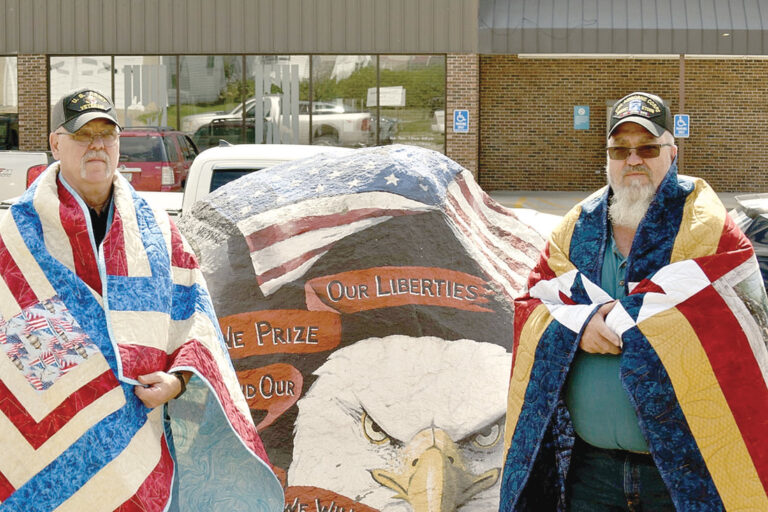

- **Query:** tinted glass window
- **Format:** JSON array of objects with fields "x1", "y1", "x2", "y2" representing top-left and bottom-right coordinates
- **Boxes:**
[
  {"x1": 119, "y1": 136, "x2": 166, "y2": 161},
  {"x1": 212, "y1": 123, "x2": 242, "y2": 138},
  {"x1": 163, "y1": 136, "x2": 178, "y2": 161},
  {"x1": 210, "y1": 168, "x2": 264, "y2": 192},
  {"x1": 181, "y1": 136, "x2": 198, "y2": 159}
]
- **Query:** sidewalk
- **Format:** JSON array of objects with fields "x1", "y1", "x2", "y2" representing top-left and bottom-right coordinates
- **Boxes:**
[{"x1": 489, "y1": 190, "x2": 740, "y2": 216}]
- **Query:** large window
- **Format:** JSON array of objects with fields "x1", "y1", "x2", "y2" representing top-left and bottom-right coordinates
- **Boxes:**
[
  {"x1": 244, "y1": 55, "x2": 310, "y2": 146},
  {"x1": 178, "y1": 55, "x2": 243, "y2": 135},
  {"x1": 311, "y1": 55, "x2": 375, "y2": 148},
  {"x1": 50, "y1": 57, "x2": 112, "y2": 130},
  {"x1": 49, "y1": 54, "x2": 446, "y2": 152},
  {"x1": 379, "y1": 55, "x2": 445, "y2": 153},
  {"x1": 114, "y1": 56, "x2": 176, "y2": 128},
  {"x1": 0, "y1": 56, "x2": 18, "y2": 149}
]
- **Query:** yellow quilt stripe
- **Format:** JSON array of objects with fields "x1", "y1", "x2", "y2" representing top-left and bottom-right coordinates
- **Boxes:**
[
  {"x1": 504, "y1": 304, "x2": 553, "y2": 451},
  {"x1": 640, "y1": 309, "x2": 768, "y2": 510},
  {"x1": 671, "y1": 179, "x2": 726, "y2": 263},
  {"x1": 546, "y1": 205, "x2": 580, "y2": 275}
]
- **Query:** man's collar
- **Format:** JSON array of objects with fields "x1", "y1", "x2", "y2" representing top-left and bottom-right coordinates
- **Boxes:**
[{"x1": 57, "y1": 169, "x2": 114, "y2": 214}]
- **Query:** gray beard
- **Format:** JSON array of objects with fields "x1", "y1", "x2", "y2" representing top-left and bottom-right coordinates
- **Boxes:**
[{"x1": 607, "y1": 167, "x2": 656, "y2": 229}]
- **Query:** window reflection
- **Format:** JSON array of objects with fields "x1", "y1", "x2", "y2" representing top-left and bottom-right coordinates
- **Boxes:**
[
  {"x1": 380, "y1": 55, "x2": 445, "y2": 152},
  {"x1": 311, "y1": 55, "x2": 375, "y2": 147},
  {"x1": 245, "y1": 55, "x2": 310, "y2": 146},
  {"x1": 45, "y1": 54, "x2": 445, "y2": 152},
  {"x1": 0, "y1": 56, "x2": 18, "y2": 149},
  {"x1": 114, "y1": 56, "x2": 175, "y2": 128},
  {"x1": 178, "y1": 55, "x2": 243, "y2": 138},
  {"x1": 50, "y1": 57, "x2": 112, "y2": 130}
]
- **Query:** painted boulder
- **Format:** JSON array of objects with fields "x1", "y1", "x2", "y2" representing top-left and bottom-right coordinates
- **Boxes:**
[{"x1": 177, "y1": 145, "x2": 548, "y2": 512}]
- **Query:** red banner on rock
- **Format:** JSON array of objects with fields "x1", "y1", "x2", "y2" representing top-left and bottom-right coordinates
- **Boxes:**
[
  {"x1": 220, "y1": 309, "x2": 342, "y2": 358},
  {"x1": 237, "y1": 364, "x2": 303, "y2": 430},
  {"x1": 305, "y1": 266, "x2": 493, "y2": 314}
]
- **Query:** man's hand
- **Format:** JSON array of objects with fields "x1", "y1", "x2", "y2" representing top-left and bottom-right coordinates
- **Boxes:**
[
  {"x1": 134, "y1": 371, "x2": 183, "y2": 409},
  {"x1": 580, "y1": 301, "x2": 622, "y2": 354}
]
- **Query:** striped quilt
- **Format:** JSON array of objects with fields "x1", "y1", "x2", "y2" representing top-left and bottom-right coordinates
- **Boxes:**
[
  {"x1": 500, "y1": 167, "x2": 768, "y2": 511},
  {"x1": 0, "y1": 164, "x2": 283, "y2": 511}
]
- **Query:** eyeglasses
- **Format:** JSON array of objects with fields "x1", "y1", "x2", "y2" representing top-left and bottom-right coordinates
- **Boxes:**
[
  {"x1": 57, "y1": 130, "x2": 119, "y2": 147},
  {"x1": 606, "y1": 144, "x2": 672, "y2": 160}
]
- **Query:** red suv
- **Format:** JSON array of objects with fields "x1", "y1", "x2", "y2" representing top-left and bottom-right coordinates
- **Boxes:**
[{"x1": 117, "y1": 127, "x2": 198, "y2": 191}]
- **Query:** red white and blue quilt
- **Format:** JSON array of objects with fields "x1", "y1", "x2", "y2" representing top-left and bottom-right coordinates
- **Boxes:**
[{"x1": 0, "y1": 164, "x2": 283, "y2": 511}]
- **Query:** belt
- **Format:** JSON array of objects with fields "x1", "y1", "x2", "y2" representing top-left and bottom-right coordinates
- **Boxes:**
[{"x1": 574, "y1": 438, "x2": 655, "y2": 466}]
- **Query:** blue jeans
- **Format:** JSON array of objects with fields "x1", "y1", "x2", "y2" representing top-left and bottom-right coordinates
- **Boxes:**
[{"x1": 566, "y1": 438, "x2": 675, "y2": 511}]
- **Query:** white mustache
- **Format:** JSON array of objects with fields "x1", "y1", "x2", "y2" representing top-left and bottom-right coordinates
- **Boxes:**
[
  {"x1": 622, "y1": 164, "x2": 650, "y2": 175},
  {"x1": 80, "y1": 150, "x2": 113, "y2": 179},
  {"x1": 83, "y1": 150, "x2": 109, "y2": 163}
]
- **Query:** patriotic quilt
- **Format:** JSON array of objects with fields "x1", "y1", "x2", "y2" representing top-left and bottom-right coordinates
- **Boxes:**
[
  {"x1": 177, "y1": 145, "x2": 551, "y2": 511},
  {"x1": 0, "y1": 163, "x2": 283, "y2": 511},
  {"x1": 500, "y1": 165, "x2": 768, "y2": 511}
]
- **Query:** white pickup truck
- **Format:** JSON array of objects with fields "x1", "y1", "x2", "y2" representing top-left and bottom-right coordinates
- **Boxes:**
[
  {"x1": 186, "y1": 97, "x2": 372, "y2": 150},
  {"x1": 1, "y1": 145, "x2": 354, "y2": 217},
  {"x1": 139, "y1": 144, "x2": 354, "y2": 217},
  {"x1": 0, "y1": 151, "x2": 50, "y2": 202}
]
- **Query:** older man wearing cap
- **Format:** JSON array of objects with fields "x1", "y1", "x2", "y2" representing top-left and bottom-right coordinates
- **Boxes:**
[
  {"x1": 499, "y1": 92, "x2": 768, "y2": 511},
  {"x1": 0, "y1": 88, "x2": 283, "y2": 510}
]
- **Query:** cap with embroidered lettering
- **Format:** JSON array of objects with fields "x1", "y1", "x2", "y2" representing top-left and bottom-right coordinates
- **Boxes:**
[{"x1": 51, "y1": 88, "x2": 120, "y2": 133}]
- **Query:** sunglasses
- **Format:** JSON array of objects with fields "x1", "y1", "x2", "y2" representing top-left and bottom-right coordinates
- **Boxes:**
[
  {"x1": 606, "y1": 143, "x2": 672, "y2": 160},
  {"x1": 57, "y1": 130, "x2": 120, "y2": 148}
]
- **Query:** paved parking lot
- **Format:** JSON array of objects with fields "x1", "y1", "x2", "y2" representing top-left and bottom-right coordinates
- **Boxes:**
[{"x1": 490, "y1": 190, "x2": 740, "y2": 216}]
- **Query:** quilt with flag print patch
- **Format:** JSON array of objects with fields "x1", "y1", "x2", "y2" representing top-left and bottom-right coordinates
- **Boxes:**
[
  {"x1": 500, "y1": 165, "x2": 768, "y2": 511},
  {"x1": 0, "y1": 163, "x2": 283, "y2": 511}
]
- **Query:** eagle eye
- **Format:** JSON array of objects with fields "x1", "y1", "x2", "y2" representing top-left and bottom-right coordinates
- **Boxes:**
[
  {"x1": 361, "y1": 411, "x2": 390, "y2": 444},
  {"x1": 470, "y1": 423, "x2": 502, "y2": 448}
]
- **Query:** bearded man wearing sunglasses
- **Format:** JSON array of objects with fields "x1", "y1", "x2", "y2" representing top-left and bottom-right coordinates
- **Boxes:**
[
  {"x1": 500, "y1": 92, "x2": 768, "y2": 511},
  {"x1": 0, "y1": 89, "x2": 283, "y2": 510}
]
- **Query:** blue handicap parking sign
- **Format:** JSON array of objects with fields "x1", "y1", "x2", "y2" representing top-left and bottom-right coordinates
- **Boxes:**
[
  {"x1": 453, "y1": 109, "x2": 469, "y2": 133},
  {"x1": 674, "y1": 114, "x2": 690, "y2": 138}
]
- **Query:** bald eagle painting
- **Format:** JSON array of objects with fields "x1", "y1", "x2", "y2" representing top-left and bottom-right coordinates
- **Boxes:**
[
  {"x1": 288, "y1": 335, "x2": 511, "y2": 512},
  {"x1": 177, "y1": 145, "x2": 549, "y2": 512}
]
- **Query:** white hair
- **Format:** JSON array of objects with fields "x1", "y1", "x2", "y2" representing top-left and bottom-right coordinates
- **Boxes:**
[{"x1": 608, "y1": 176, "x2": 655, "y2": 229}]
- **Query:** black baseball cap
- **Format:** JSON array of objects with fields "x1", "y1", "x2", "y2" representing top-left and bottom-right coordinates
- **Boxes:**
[
  {"x1": 608, "y1": 92, "x2": 672, "y2": 137},
  {"x1": 51, "y1": 88, "x2": 120, "y2": 133}
]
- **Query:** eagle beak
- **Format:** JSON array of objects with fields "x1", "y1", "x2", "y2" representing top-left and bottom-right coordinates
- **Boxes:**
[{"x1": 370, "y1": 428, "x2": 500, "y2": 512}]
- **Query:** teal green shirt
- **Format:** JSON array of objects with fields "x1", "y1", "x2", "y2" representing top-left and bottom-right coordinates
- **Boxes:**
[{"x1": 564, "y1": 235, "x2": 650, "y2": 452}]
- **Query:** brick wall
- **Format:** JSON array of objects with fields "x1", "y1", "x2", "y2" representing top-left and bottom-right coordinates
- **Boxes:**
[
  {"x1": 682, "y1": 59, "x2": 768, "y2": 192},
  {"x1": 446, "y1": 54, "x2": 479, "y2": 177},
  {"x1": 478, "y1": 55, "x2": 768, "y2": 193},
  {"x1": 17, "y1": 55, "x2": 49, "y2": 152}
]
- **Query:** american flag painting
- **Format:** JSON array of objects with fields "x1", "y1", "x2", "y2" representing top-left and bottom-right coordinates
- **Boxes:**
[{"x1": 184, "y1": 145, "x2": 546, "y2": 300}]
